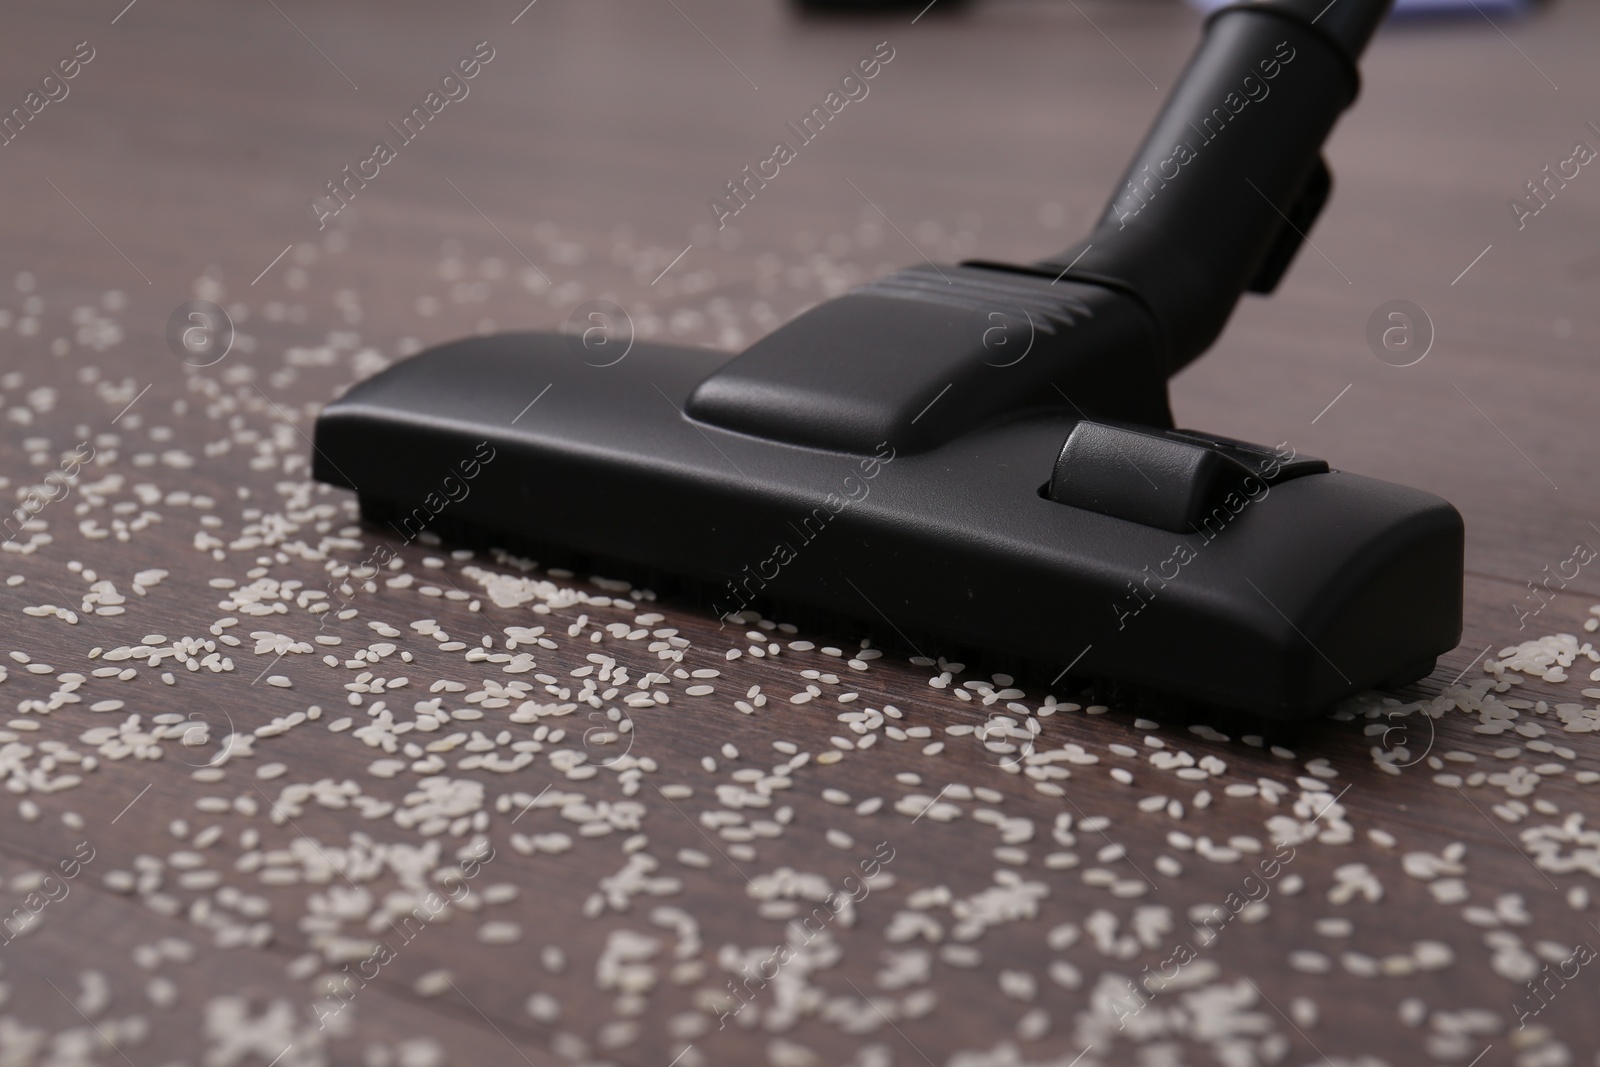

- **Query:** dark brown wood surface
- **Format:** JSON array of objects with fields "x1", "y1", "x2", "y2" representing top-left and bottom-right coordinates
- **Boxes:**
[{"x1": 1, "y1": 1, "x2": 1599, "y2": 1065}]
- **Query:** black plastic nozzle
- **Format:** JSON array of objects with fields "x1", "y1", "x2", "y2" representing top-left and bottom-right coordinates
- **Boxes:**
[{"x1": 310, "y1": 0, "x2": 1463, "y2": 720}]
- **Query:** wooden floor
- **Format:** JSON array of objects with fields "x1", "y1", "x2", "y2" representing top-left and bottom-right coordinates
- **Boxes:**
[{"x1": 1, "y1": 0, "x2": 1598, "y2": 1064}]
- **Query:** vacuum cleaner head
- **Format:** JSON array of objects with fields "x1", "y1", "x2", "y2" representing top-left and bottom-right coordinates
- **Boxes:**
[{"x1": 313, "y1": 0, "x2": 1463, "y2": 721}]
